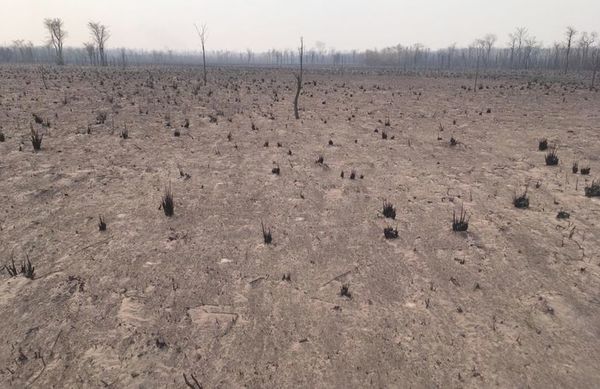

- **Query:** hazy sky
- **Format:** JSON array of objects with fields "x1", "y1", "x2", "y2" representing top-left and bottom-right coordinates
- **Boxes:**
[{"x1": 1, "y1": 0, "x2": 598, "y2": 52}]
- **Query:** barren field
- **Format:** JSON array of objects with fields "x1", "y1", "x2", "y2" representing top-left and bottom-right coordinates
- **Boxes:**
[{"x1": 1, "y1": 65, "x2": 600, "y2": 388}]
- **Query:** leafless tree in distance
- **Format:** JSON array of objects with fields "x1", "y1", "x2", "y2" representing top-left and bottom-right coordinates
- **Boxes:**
[
  {"x1": 508, "y1": 27, "x2": 527, "y2": 67},
  {"x1": 120, "y1": 48, "x2": 127, "y2": 67},
  {"x1": 88, "y1": 22, "x2": 110, "y2": 66},
  {"x1": 44, "y1": 18, "x2": 67, "y2": 65},
  {"x1": 577, "y1": 31, "x2": 596, "y2": 67},
  {"x1": 483, "y1": 34, "x2": 497, "y2": 67},
  {"x1": 473, "y1": 39, "x2": 485, "y2": 92},
  {"x1": 84, "y1": 42, "x2": 96, "y2": 65},
  {"x1": 293, "y1": 37, "x2": 304, "y2": 119},
  {"x1": 194, "y1": 23, "x2": 208, "y2": 85},
  {"x1": 522, "y1": 35, "x2": 538, "y2": 69},
  {"x1": 564, "y1": 26, "x2": 577, "y2": 74},
  {"x1": 592, "y1": 46, "x2": 600, "y2": 89}
]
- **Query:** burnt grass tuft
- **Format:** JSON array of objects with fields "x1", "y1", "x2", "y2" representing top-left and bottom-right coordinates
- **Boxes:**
[
  {"x1": 261, "y1": 222, "x2": 273, "y2": 244},
  {"x1": 21, "y1": 256, "x2": 35, "y2": 279},
  {"x1": 161, "y1": 185, "x2": 174, "y2": 216},
  {"x1": 513, "y1": 187, "x2": 530, "y2": 209},
  {"x1": 340, "y1": 284, "x2": 352, "y2": 298},
  {"x1": 30, "y1": 126, "x2": 43, "y2": 151},
  {"x1": 4, "y1": 259, "x2": 18, "y2": 277},
  {"x1": 5, "y1": 256, "x2": 35, "y2": 279},
  {"x1": 584, "y1": 180, "x2": 600, "y2": 197},
  {"x1": 384, "y1": 226, "x2": 399, "y2": 239},
  {"x1": 538, "y1": 138, "x2": 548, "y2": 151},
  {"x1": 382, "y1": 200, "x2": 396, "y2": 219},
  {"x1": 98, "y1": 215, "x2": 107, "y2": 231},
  {"x1": 545, "y1": 147, "x2": 559, "y2": 166},
  {"x1": 452, "y1": 207, "x2": 469, "y2": 232}
]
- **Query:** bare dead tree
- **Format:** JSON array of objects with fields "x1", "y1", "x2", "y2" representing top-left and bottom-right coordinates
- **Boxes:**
[
  {"x1": 523, "y1": 36, "x2": 538, "y2": 69},
  {"x1": 293, "y1": 37, "x2": 304, "y2": 119},
  {"x1": 552, "y1": 42, "x2": 562, "y2": 69},
  {"x1": 12, "y1": 40, "x2": 32, "y2": 62},
  {"x1": 44, "y1": 18, "x2": 67, "y2": 65},
  {"x1": 88, "y1": 22, "x2": 110, "y2": 66},
  {"x1": 508, "y1": 27, "x2": 528, "y2": 67},
  {"x1": 120, "y1": 48, "x2": 127, "y2": 68},
  {"x1": 473, "y1": 39, "x2": 485, "y2": 92},
  {"x1": 447, "y1": 43, "x2": 456, "y2": 69},
  {"x1": 592, "y1": 48, "x2": 599, "y2": 89},
  {"x1": 483, "y1": 34, "x2": 497, "y2": 67},
  {"x1": 84, "y1": 42, "x2": 96, "y2": 65},
  {"x1": 508, "y1": 33, "x2": 517, "y2": 67},
  {"x1": 194, "y1": 23, "x2": 208, "y2": 85},
  {"x1": 564, "y1": 26, "x2": 577, "y2": 74},
  {"x1": 578, "y1": 31, "x2": 597, "y2": 68}
]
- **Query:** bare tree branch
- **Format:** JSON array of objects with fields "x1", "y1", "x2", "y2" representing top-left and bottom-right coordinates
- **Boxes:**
[{"x1": 43, "y1": 18, "x2": 66, "y2": 65}]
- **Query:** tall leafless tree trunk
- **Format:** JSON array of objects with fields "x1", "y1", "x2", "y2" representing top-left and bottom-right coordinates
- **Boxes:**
[
  {"x1": 592, "y1": 50, "x2": 599, "y2": 89},
  {"x1": 88, "y1": 22, "x2": 110, "y2": 66},
  {"x1": 483, "y1": 34, "x2": 497, "y2": 67},
  {"x1": 473, "y1": 39, "x2": 485, "y2": 92},
  {"x1": 508, "y1": 34, "x2": 517, "y2": 68},
  {"x1": 44, "y1": 18, "x2": 66, "y2": 65},
  {"x1": 194, "y1": 23, "x2": 208, "y2": 85},
  {"x1": 509, "y1": 27, "x2": 527, "y2": 68},
  {"x1": 552, "y1": 42, "x2": 561, "y2": 69},
  {"x1": 564, "y1": 26, "x2": 577, "y2": 74},
  {"x1": 84, "y1": 42, "x2": 96, "y2": 65},
  {"x1": 293, "y1": 37, "x2": 304, "y2": 120}
]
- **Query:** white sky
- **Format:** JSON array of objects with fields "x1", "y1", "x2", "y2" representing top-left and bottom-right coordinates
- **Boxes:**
[{"x1": 1, "y1": 0, "x2": 598, "y2": 52}]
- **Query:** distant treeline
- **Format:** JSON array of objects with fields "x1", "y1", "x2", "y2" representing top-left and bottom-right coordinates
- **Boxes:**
[{"x1": 1, "y1": 30, "x2": 598, "y2": 73}]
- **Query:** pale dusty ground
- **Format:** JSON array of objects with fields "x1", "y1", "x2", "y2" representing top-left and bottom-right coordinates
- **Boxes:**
[{"x1": 1, "y1": 65, "x2": 600, "y2": 388}]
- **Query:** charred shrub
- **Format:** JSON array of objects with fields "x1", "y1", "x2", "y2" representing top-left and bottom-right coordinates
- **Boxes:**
[
  {"x1": 382, "y1": 200, "x2": 396, "y2": 219},
  {"x1": 384, "y1": 226, "x2": 399, "y2": 239},
  {"x1": 340, "y1": 284, "x2": 352, "y2": 298},
  {"x1": 584, "y1": 180, "x2": 600, "y2": 197},
  {"x1": 545, "y1": 147, "x2": 559, "y2": 166},
  {"x1": 513, "y1": 187, "x2": 530, "y2": 209},
  {"x1": 5, "y1": 256, "x2": 35, "y2": 279},
  {"x1": 98, "y1": 215, "x2": 107, "y2": 231},
  {"x1": 261, "y1": 222, "x2": 272, "y2": 244},
  {"x1": 30, "y1": 126, "x2": 43, "y2": 151},
  {"x1": 21, "y1": 257, "x2": 35, "y2": 279},
  {"x1": 452, "y1": 207, "x2": 469, "y2": 232},
  {"x1": 161, "y1": 185, "x2": 174, "y2": 216}
]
